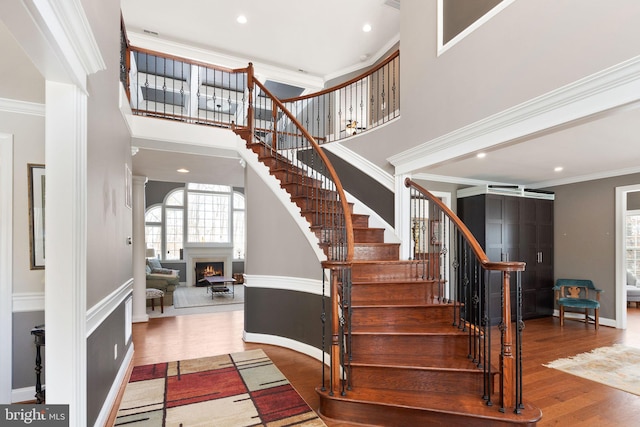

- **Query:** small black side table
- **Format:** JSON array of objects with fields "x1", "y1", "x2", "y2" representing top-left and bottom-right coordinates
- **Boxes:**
[{"x1": 30, "y1": 325, "x2": 45, "y2": 404}]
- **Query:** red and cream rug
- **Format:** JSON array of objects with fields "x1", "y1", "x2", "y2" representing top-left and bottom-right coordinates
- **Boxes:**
[{"x1": 115, "y1": 348, "x2": 326, "y2": 426}]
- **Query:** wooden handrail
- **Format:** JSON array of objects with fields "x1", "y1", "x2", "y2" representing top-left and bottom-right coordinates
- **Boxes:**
[
  {"x1": 405, "y1": 178, "x2": 525, "y2": 272},
  {"x1": 129, "y1": 45, "x2": 252, "y2": 75},
  {"x1": 280, "y1": 50, "x2": 400, "y2": 103},
  {"x1": 253, "y1": 78, "x2": 355, "y2": 263}
]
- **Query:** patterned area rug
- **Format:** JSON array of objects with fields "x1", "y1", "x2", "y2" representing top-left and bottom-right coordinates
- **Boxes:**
[
  {"x1": 543, "y1": 344, "x2": 640, "y2": 395},
  {"x1": 173, "y1": 284, "x2": 244, "y2": 309},
  {"x1": 115, "y1": 348, "x2": 326, "y2": 426}
]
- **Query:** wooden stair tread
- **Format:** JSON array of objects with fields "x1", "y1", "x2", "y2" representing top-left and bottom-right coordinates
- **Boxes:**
[
  {"x1": 352, "y1": 278, "x2": 440, "y2": 285},
  {"x1": 351, "y1": 302, "x2": 454, "y2": 309},
  {"x1": 351, "y1": 354, "x2": 485, "y2": 370},
  {"x1": 351, "y1": 321, "x2": 455, "y2": 336},
  {"x1": 317, "y1": 387, "x2": 542, "y2": 425}
]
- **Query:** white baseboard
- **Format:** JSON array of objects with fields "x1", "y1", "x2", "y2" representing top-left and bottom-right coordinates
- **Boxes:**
[
  {"x1": 243, "y1": 331, "x2": 329, "y2": 366},
  {"x1": 11, "y1": 386, "x2": 37, "y2": 403}
]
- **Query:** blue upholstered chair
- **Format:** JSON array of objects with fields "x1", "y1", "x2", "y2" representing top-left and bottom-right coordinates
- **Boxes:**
[{"x1": 553, "y1": 279, "x2": 603, "y2": 330}]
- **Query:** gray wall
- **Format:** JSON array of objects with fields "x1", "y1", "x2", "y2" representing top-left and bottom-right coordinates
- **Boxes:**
[
  {"x1": 87, "y1": 299, "x2": 131, "y2": 425},
  {"x1": 245, "y1": 288, "x2": 327, "y2": 349},
  {"x1": 12, "y1": 312, "x2": 45, "y2": 390},
  {"x1": 146, "y1": 181, "x2": 184, "y2": 207},
  {"x1": 628, "y1": 191, "x2": 640, "y2": 210},
  {"x1": 548, "y1": 172, "x2": 640, "y2": 319},
  {"x1": 443, "y1": 0, "x2": 503, "y2": 44},
  {"x1": 245, "y1": 166, "x2": 321, "y2": 279},
  {"x1": 341, "y1": 0, "x2": 640, "y2": 173}
]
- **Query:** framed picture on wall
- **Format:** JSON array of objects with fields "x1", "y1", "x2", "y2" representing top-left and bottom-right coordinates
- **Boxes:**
[{"x1": 28, "y1": 164, "x2": 45, "y2": 269}]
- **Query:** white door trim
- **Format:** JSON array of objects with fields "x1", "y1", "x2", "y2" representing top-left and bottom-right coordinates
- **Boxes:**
[
  {"x1": 615, "y1": 183, "x2": 640, "y2": 329},
  {"x1": 0, "y1": 132, "x2": 13, "y2": 403}
]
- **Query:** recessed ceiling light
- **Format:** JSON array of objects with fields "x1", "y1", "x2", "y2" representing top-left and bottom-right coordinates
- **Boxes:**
[
  {"x1": 362, "y1": 24, "x2": 372, "y2": 32},
  {"x1": 554, "y1": 166, "x2": 563, "y2": 172},
  {"x1": 476, "y1": 152, "x2": 486, "y2": 159},
  {"x1": 237, "y1": 15, "x2": 247, "y2": 24},
  {"x1": 177, "y1": 168, "x2": 189, "y2": 173}
]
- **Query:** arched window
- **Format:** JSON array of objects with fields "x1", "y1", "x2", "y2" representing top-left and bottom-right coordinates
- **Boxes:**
[
  {"x1": 145, "y1": 205, "x2": 162, "y2": 258},
  {"x1": 165, "y1": 189, "x2": 184, "y2": 260}
]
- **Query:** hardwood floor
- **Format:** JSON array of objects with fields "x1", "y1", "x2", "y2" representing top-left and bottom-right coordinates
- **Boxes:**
[{"x1": 107, "y1": 307, "x2": 640, "y2": 426}]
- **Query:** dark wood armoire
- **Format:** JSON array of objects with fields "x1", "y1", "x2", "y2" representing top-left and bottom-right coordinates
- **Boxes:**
[{"x1": 457, "y1": 187, "x2": 554, "y2": 322}]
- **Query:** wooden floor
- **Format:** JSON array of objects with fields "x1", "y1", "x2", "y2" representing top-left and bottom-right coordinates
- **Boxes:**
[{"x1": 108, "y1": 307, "x2": 640, "y2": 427}]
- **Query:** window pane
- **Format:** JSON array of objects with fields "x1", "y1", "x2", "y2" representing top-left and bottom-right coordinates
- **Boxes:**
[
  {"x1": 233, "y1": 210, "x2": 245, "y2": 259},
  {"x1": 145, "y1": 206, "x2": 162, "y2": 223},
  {"x1": 145, "y1": 225, "x2": 161, "y2": 258},
  {"x1": 233, "y1": 192, "x2": 245, "y2": 209},
  {"x1": 165, "y1": 208, "x2": 183, "y2": 260},
  {"x1": 188, "y1": 193, "x2": 230, "y2": 242},
  {"x1": 166, "y1": 189, "x2": 184, "y2": 206},
  {"x1": 187, "y1": 183, "x2": 231, "y2": 192}
]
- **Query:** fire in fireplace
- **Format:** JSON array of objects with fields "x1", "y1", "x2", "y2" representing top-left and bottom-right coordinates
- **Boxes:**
[{"x1": 195, "y1": 261, "x2": 224, "y2": 286}]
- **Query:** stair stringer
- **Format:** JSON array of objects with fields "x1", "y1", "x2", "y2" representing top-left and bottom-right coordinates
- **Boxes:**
[{"x1": 238, "y1": 143, "x2": 328, "y2": 264}]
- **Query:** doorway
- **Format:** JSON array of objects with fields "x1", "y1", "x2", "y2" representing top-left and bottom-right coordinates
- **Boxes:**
[{"x1": 615, "y1": 184, "x2": 640, "y2": 329}]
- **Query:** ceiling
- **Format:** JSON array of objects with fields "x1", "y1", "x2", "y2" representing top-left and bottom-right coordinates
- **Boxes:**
[
  {"x1": 121, "y1": 0, "x2": 401, "y2": 80},
  {"x1": 121, "y1": 1, "x2": 640, "y2": 190},
  {"x1": 420, "y1": 105, "x2": 640, "y2": 188}
]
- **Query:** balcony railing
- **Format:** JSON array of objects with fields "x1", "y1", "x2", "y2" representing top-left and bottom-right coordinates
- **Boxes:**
[{"x1": 120, "y1": 20, "x2": 399, "y2": 144}]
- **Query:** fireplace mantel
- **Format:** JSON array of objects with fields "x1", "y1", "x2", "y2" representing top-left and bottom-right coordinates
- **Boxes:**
[{"x1": 183, "y1": 247, "x2": 233, "y2": 286}]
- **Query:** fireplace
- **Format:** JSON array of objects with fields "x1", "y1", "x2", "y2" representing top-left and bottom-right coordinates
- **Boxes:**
[
  {"x1": 183, "y1": 246, "x2": 233, "y2": 288},
  {"x1": 195, "y1": 261, "x2": 224, "y2": 286}
]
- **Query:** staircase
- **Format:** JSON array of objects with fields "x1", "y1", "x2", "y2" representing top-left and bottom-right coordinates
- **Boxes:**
[
  {"x1": 120, "y1": 40, "x2": 540, "y2": 425},
  {"x1": 237, "y1": 133, "x2": 541, "y2": 426}
]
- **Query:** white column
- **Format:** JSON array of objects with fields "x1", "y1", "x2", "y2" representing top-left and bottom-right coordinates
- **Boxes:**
[
  {"x1": 44, "y1": 81, "x2": 87, "y2": 426},
  {"x1": 132, "y1": 176, "x2": 149, "y2": 322},
  {"x1": 395, "y1": 173, "x2": 412, "y2": 260}
]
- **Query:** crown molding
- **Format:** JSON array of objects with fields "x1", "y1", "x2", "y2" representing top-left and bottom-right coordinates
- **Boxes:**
[
  {"x1": 0, "y1": 98, "x2": 45, "y2": 116},
  {"x1": 412, "y1": 172, "x2": 514, "y2": 187},
  {"x1": 127, "y1": 31, "x2": 324, "y2": 92},
  {"x1": 24, "y1": 0, "x2": 105, "y2": 89},
  {"x1": 528, "y1": 165, "x2": 640, "y2": 189},
  {"x1": 388, "y1": 55, "x2": 640, "y2": 176},
  {"x1": 324, "y1": 33, "x2": 400, "y2": 83}
]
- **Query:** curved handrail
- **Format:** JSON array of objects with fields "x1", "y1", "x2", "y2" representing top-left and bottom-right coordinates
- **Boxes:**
[
  {"x1": 405, "y1": 178, "x2": 525, "y2": 272},
  {"x1": 280, "y1": 50, "x2": 400, "y2": 103},
  {"x1": 129, "y1": 45, "x2": 252, "y2": 75},
  {"x1": 253, "y1": 78, "x2": 355, "y2": 263}
]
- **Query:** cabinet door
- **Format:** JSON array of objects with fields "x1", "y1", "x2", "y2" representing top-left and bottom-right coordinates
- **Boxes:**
[{"x1": 519, "y1": 198, "x2": 554, "y2": 317}]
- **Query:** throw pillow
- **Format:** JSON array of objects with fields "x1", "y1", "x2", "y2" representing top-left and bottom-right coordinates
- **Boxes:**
[
  {"x1": 145, "y1": 265, "x2": 151, "y2": 275},
  {"x1": 147, "y1": 257, "x2": 162, "y2": 270}
]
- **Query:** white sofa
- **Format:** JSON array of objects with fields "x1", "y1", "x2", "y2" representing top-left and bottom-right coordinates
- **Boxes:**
[{"x1": 627, "y1": 270, "x2": 640, "y2": 307}]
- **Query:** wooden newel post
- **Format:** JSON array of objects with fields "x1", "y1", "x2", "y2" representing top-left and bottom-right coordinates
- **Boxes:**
[
  {"x1": 247, "y1": 63, "x2": 254, "y2": 133},
  {"x1": 500, "y1": 271, "x2": 515, "y2": 411},
  {"x1": 330, "y1": 267, "x2": 341, "y2": 394}
]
